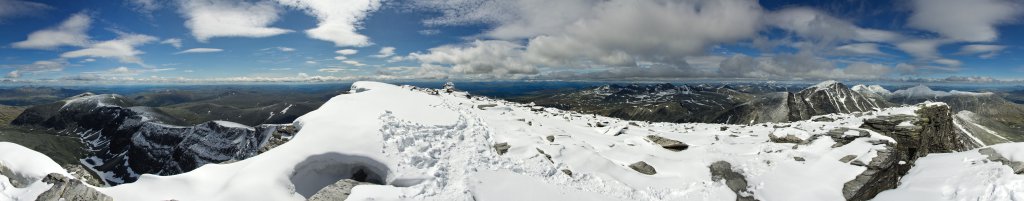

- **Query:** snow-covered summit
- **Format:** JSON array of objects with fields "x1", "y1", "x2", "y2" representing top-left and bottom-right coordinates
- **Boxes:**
[
  {"x1": 0, "y1": 81, "x2": 1021, "y2": 201},
  {"x1": 892, "y1": 85, "x2": 993, "y2": 98},
  {"x1": 851, "y1": 84, "x2": 892, "y2": 97}
]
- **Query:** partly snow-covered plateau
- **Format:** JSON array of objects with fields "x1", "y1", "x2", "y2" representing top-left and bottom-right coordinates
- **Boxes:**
[{"x1": 1, "y1": 81, "x2": 1023, "y2": 201}]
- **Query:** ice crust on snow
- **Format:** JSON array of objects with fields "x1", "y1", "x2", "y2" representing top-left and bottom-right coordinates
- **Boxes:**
[{"x1": 1, "y1": 81, "x2": 1022, "y2": 201}]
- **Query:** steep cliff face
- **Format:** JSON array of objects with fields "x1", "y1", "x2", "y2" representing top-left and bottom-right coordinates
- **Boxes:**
[
  {"x1": 847, "y1": 103, "x2": 981, "y2": 201},
  {"x1": 10, "y1": 93, "x2": 297, "y2": 185}
]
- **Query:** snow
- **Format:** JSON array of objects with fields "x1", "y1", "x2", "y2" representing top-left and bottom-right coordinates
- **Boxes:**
[
  {"x1": 212, "y1": 120, "x2": 253, "y2": 129},
  {"x1": 1, "y1": 81, "x2": 1020, "y2": 201},
  {"x1": 0, "y1": 142, "x2": 72, "y2": 201},
  {"x1": 811, "y1": 80, "x2": 839, "y2": 89},
  {"x1": 851, "y1": 84, "x2": 891, "y2": 96},
  {"x1": 873, "y1": 143, "x2": 1024, "y2": 201},
  {"x1": 892, "y1": 85, "x2": 993, "y2": 98}
]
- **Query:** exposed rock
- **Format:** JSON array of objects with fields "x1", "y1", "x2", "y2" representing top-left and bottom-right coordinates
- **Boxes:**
[
  {"x1": 561, "y1": 169, "x2": 573, "y2": 177},
  {"x1": 493, "y1": 143, "x2": 510, "y2": 155},
  {"x1": 768, "y1": 133, "x2": 805, "y2": 144},
  {"x1": 36, "y1": 173, "x2": 113, "y2": 201},
  {"x1": 476, "y1": 104, "x2": 497, "y2": 110},
  {"x1": 842, "y1": 148, "x2": 899, "y2": 201},
  {"x1": 307, "y1": 179, "x2": 367, "y2": 201},
  {"x1": 628, "y1": 161, "x2": 657, "y2": 175},
  {"x1": 709, "y1": 161, "x2": 756, "y2": 201},
  {"x1": 793, "y1": 157, "x2": 805, "y2": 162},
  {"x1": 839, "y1": 155, "x2": 858, "y2": 163},
  {"x1": 979, "y1": 148, "x2": 1024, "y2": 174},
  {"x1": 546, "y1": 135, "x2": 555, "y2": 142},
  {"x1": 646, "y1": 135, "x2": 689, "y2": 151},
  {"x1": 812, "y1": 116, "x2": 835, "y2": 122}
]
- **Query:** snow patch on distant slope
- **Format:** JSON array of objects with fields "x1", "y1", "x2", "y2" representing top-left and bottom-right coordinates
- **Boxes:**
[
  {"x1": 851, "y1": 84, "x2": 891, "y2": 97},
  {"x1": 892, "y1": 85, "x2": 992, "y2": 98}
]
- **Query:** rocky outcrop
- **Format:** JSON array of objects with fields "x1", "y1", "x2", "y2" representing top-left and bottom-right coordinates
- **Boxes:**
[
  {"x1": 979, "y1": 148, "x2": 1024, "y2": 174},
  {"x1": 36, "y1": 173, "x2": 112, "y2": 201},
  {"x1": 844, "y1": 103, "x2": 981, "y2": 200},
  {"x1": 307, "y1": 179, "x2": 367, "y2": 201}
]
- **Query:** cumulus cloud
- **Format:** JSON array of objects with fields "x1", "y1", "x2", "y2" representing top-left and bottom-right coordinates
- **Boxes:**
[
  {"x1": 275, "y1": 0, "x2": 382, "y2": 47},
  {"x1": 61, "y1": 33, "x2": 158, "y2": 65},
  {"x1": 372, "y1": 46, "x2": 395, "y2": 58},
  {"x1": 908, "y1": 0, "x2": 1022, "y2": 42},
  {"x1": 717, "y1": 53, "x2": 892, "y2": 79},
  {"x1": 1, "y1": 59, "x2": 68, "y2": 76},
  {"x1": 957, "y1": 44, "x2": 1006, "y2": 58},
  {"x1": 177, "y1": 0, "x2": 292, "y2": 42},
  {"x1": 895, "y1": 39, "x2": 949, "y2": 59},
  {"x1": 0, "y1": 0, "x2": 51, "y2": 22},
  {"x1": 175, "y1": 48, "x2": 223, "y2": 54},
  {"x1": 411, "y1": 40, "x2": 538, "y2": 75},
  {"x1": 160, "y1": 38, "x2": 182, "y2": 48},
  {"x1": 342, "y1": 60, "x2": 366, "y2": 66},
  {"x1": 767, "y1": 8, "x2": 901, "y2": 43},
  {"x1": 11, "y1": 12, "x2": 91, "y2": 49},
  {"x1": 835, "y1": 43, "x2": 885, "y2": 55}
]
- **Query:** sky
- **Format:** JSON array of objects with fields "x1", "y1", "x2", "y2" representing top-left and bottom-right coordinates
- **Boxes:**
[{"x1": 0, "y1": 0, "x2": 1023, "y2": 83}]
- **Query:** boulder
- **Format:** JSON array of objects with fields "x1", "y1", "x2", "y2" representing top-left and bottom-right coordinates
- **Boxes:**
[
  {"x1": 646, "y1": 135, "x2": 689, "y2": 151},
  {"x1": 36, "y1": 173, "x2": 112, "y2": 201},
  {"x1": 628, "y1": 161, "x2": 656, "y2": 175}
]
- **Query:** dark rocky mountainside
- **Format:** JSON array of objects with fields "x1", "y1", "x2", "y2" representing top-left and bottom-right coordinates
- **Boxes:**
[
  {"x1": 11, "y1": 93, "x2": 298, "y2": 185},
  {"x1": 517, "y1": 81, "x2": 892, "y2": 124}
]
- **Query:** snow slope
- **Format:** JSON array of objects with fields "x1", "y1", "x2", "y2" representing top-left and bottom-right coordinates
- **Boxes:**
[
  {"x1": 1, "y1": 81, "x2": 1022, "y2": 201},
  {"x1": 0, "y1": 142, "x2": 72, "y2": 201},
  {"x1": 873, "y1": 143, "x2": 1024, "y2": 201}
]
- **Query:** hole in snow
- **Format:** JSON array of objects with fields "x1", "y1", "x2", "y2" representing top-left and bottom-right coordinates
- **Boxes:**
[{"x1": 289, "y1": 153, "x2": 390, "y2": 198}]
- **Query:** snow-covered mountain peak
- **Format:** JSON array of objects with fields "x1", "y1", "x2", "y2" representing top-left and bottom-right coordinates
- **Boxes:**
[
  {"x1": 892, "y1": 85, "x2": 993, "y2": 98},
  {"x1": 851, "y1": 84, "x2": 892, "y2": 97}
]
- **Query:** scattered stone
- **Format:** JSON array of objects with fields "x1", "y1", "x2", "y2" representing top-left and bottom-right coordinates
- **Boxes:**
[
  {"x1": 720, "y1": 126, "x2": 729, "y2": 131},
  {"x1": 645, "y1": 135, "x2": 689, "y2": 151},
  {"x1": 794, "y1": 157, "x2": 805, "y2": 162},
  {"x1": 596, "y1": 122, "x2": 609, "y2": 127},
  {"x1": 628, "y1": 161, "x2": 657, "y2": 175},
  {"x1": 839, "y1": 155, "x2": 858, "y2": 163},
  {"x1": 36, "y1": 173, "x2": 113, "y2": 201},
  {"x1": 536, "y1": 148, "x2": 553, "y2": 163},
  {"x1": 493, "y1": 143, "x2": 510, "y2": 155},
  {"x1": 561, "y1": 169, "x2": 573, "y2": 177},
  {"x1": 768, "y1": 133, "x2": 806, "y2": 144},
  {"x1": 476, "y1": 104, "x2": 498, "y2": 110},
  {"x1": 546, "y1": 135, "x2": 555, "y2": 142},
  {"x1": 709, "y1": 161, "x2": 756, "y2": 201},
  {"x1": 628, "y1": 122, "x2": 640, "y2": 127},
  {"x1": 813, "y1": 116, "x2": 835, "y2": 122}
]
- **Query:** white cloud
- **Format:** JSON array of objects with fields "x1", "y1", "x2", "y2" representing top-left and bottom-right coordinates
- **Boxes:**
[
  {"x1": 717, "y1": 53, "x2": 893, "y2": 79},
  {"x1": 275, "y1": 46, "x2": 295, "y2": 52},
  {"x1": 342, "y1": 60, "x2": 366, "y2": 66},
  {"x1": 895, "y1": 39, "x2": 949, "y2": 59},
  {"x1": 175, "y1": 48, "x2": 223, "y2": 54},
  {"x1": 372, "y1": 46, "x2": 395, "y2": 58},
  {"x1": 86, "y1": 66, "x2": 173, "y2": 76},
  {"x1": 908, "y1": 0, "x2": 1022, "y2": 42},
  {"x1": 305, "y1": 60, "x2": 317, "y2": 64},
  {"x1": 767, "y1": 8, "x2": 901, "y2": 43},
  {"x1": 333, "y1": 56, "x2": 348, "y2": 61},
  {"x1": 5, "y1": 70, "x2": 18, "y2": 78},
  {"x1": 0, "y1": 0, "x2": 50, "y2": 22},
  {"x1": 412, "y1": 40, "x2": 537, "y2": 75},
  {"x1": 418, "y1": 29, "x2": 440, "y2": 35},
  {"x1": 11, "y1": 12, "x2": 91, "y2": 49},
  {"x1": 275, "y1": 0, "x2": 382, "y2": 47},
  {"x1": 835, "y1": 43, "x2": 885, "y2": 55},
  {"x1": 957, "y1": 44, "x2": 1006, "y2": 59},
  {"x1": 318, "y1": 67, "x2": 354, "y2": 73},
  {"x1": 61, "y1": 33, "x2": 158, "y2": 65},
  {"x1": 80, "y1": 58, "x2": 96, "y2": 63},
  {"x1": 336, "y1": 49, "x2": 358, "y2": 55},
  {"x1": 160, "y1": 38, "x2": 182, "y2": 48},
  {"x1": 933, "y1": 58, "x2": 962, "y2": 67},
  {"x1": 177, "y1": 0, "x2": 292, "y2": 42},
  {"x1": 126, "y1": 0, "x2": 160, "y2": 13}
]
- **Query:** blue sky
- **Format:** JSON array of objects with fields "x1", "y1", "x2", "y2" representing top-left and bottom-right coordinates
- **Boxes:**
[{"x1": 0, "y1": 0, "x2": 1022, "y2": 83}]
